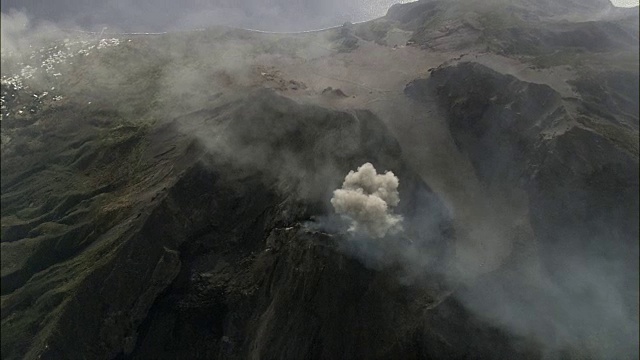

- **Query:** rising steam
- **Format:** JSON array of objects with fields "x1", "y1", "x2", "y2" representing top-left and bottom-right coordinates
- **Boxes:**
[{"x1": 331, "y1": 163, "x2": 403, "y2": 238}]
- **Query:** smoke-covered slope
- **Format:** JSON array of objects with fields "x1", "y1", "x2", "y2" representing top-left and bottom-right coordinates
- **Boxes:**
[
  {"x1": 1, "y1": 0, "x2": 638, "y2": 359},
  {"x1": 0, "y1": 80, "x2": 520, "y2": 359},
  {"x1": 407, "y1": 61, "x2": 639, "y2": 356}
]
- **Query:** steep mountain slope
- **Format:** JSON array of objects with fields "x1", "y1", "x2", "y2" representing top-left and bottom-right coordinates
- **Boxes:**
[
  {"x1": 1, "y1": 0, "x2": 638, "y2": 359},
  {"x1": 0, "y1": 80, "x2": 524, "y2": 359},
  {"x1": 407, "y1": 62, "x2": 639, "y2": 356}
]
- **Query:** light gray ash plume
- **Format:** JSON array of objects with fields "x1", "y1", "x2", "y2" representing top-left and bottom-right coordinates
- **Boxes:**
[{"x1": 331, "y1": 162, "x2": 403, "y2": 238}]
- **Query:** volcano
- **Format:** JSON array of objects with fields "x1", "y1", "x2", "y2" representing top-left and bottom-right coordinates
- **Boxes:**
[{"x1": 1, "y1": 0, "x2": 638, "y2": 359}]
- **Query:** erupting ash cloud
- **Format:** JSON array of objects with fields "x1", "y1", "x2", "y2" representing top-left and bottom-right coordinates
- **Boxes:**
[{"x1": 331, "y1": 163, "x2": 403, "y2": 238}]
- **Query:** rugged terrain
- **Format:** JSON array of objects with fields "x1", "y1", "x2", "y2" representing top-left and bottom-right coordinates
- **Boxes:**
[{"x1": 1, "y1": 0, "x2": 638, "y2": 359}]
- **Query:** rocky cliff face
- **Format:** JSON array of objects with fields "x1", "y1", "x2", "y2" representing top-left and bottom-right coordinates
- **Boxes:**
[
  {"x1": 1, "y1": 0, "x2": 638, "y2": 359},
  {"x1": 412, "y1": 59, "x2": 637, "y2": 307},
  {"x1": 403, "y1": 18, "x2": 638, "y2": 357}
]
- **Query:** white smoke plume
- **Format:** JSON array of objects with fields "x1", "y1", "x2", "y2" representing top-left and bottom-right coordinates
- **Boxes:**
[{"x1": 331, "y1": 163, "x2": 403, "y2": 238}]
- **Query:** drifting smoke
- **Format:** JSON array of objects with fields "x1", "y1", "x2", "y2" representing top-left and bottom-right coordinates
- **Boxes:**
[{"x1": 331, "y1": 163, "x2": 403, "y2": 238}]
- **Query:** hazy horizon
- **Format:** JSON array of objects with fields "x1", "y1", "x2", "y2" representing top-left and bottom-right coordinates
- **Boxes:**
[{"x1": 1, "y1": 0, "x2": 637, "y2": 33}]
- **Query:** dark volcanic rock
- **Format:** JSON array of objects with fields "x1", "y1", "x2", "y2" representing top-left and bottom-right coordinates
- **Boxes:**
[
  {"x1": 407, "y1": 62, "x2": 639, "y2": 356},
  {"x1": 383, "y1": 0, "x2": 638, "y2": 56},
  {"x1": 569, "y1": 70, "x2": 640, "y2": 129},
  {"x1": 427, "y1": 62, "x2": 636, "y2": 240},
  {"x1": 406, "y1": 62, "x2": 564, "y2": 186},
  {"x1": 411, "y1": 60, "x2": 639, "y2": 259}
]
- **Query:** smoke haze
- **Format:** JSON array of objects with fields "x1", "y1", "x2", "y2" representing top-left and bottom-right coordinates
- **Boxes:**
[{"x1": 0, "y1": 0, "x2": 415, "y2": 32}]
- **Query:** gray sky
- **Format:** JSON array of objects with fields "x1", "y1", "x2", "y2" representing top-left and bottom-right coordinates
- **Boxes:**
[
  {"x1": 0, "y1": 0, "x2": 636, "y2": 32},
  {"x1": 0, "y1": 0, "x2": 414, "y2": 32}
]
